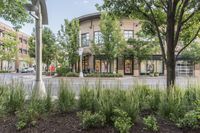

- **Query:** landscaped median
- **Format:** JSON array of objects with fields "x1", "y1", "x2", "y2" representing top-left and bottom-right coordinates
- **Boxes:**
[{"x1": 0, "y1": 81, "x2": 200, "y2": 133}]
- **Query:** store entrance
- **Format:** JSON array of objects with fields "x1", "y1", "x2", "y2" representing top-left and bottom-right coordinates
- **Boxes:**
[{"x1": 124, "y1": 59, "x2": 133, "y2": 75}]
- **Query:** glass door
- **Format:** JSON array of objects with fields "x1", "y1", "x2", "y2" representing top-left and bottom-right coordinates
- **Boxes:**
[{"x1": 124, "y1": 59, "x2": 133, "y2": 75}]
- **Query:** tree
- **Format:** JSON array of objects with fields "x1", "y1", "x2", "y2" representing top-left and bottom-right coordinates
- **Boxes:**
[
  {"x1": 0, "y1": 31, "x2": 18, "y2": 71},
  {"x1": 42, "y1": 27, "x2": 57, "y2": 71},
  {"x1": 92, "y1": 13, "x2": 126, "y2": 73},
  {"x1": 57, "y1": 19, "x2": 80, "y2": 72},
  {"x1": 181, "y1": 41, "x2": 200, "y2": 63},
  {"x1": 28, "y1": 27, "x2": 57, "y2": 71},
  {"x1": 125, "y1": 32, "x2": 159, "y2": 61},
  {"x1": 0, "y1": 0, "x2": 31, "y2": 28},
  {"x1": 99, "y1": 0, "x2": 200, "y2": 88}
]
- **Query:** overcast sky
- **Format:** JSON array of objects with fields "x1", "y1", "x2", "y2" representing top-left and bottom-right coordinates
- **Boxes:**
[{"x1": 0, "y1": 0, "x2": 103, "y2": 35}]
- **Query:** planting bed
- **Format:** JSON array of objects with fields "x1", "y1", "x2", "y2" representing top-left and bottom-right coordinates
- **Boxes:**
[{"x1": 0, "y1": 112, "x2": 199, "y2": 133}]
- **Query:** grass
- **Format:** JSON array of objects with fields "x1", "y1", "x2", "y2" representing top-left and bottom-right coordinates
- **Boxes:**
[{"x1": 0, "y1": 79, "x2": 200, "y2": 131}]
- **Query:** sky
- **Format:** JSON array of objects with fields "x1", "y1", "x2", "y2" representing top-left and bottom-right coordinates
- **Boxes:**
[{"x1": 0, "y1": 0, "x2": 103, "y2": 35}]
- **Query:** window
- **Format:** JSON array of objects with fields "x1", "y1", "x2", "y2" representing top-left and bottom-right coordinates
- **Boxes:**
[
  {"x1": 81, "y1": 33, "x2": 89, "y2": 47},
  {"x1": 124, "y1": 30, "x2": 133, "y2": 41},
  {"x1": 24, "y1": 39, "x2": 27, "y2": 44},
  {"x1": 140, "y1": 60, "x2": 164, "y2": 74},
  {"x1": 176, "y1": 61, "x2": 194, "y2": 76},
  {"x1": 94, "y1": 31, "x2": 103, "y2": 45},
  {"x1": 0, "y1": 31, "x2": 3, "y2": 37}
]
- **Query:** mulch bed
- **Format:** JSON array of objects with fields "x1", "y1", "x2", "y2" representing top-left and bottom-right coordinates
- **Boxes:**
[{"x1": 0, "y1": 112, "x2": 199, "y2": 133}]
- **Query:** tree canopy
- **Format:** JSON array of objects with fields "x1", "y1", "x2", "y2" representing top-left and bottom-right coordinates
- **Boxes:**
[
  {"x1": 57, "y1": 19, "x2": 80, "y2": 71},
  {"x1": 0, "y1": 0, "x2": 31, "y2": 28},
  {"x1": 28, "y1": 27, "x2": 57, "y2": 70},
  {"x1": 98, "y1": 0, "x2": 200, "y2": 87},
  {"x1": 0, "y1": 31, "x2": 18, "y2": 70},
  {"x1": 92, "y1": 13, "x2": 126, "y2": 62}
]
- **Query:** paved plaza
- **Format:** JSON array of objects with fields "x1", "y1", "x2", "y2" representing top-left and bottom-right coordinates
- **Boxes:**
[{"x1": 0, "y1": 73, "x2": 199, "y2": 96}]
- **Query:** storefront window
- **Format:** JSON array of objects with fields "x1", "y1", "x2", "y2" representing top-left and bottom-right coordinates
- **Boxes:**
[
  {"x1": 95, "y1": 60, "x2": 100, "y2": 72},
  {"x1": 176, "y1": 61, "x2": 194, "y2": 76},
  {"x1": 140, "y1": 60, "x2": 163, "y2": 74},
  {"x1": 95, "y1": 59, "x2": 110, "y2": 73},
  {"x1": 124, "y1": 59, "x2": 133, "y2": 74},
  {"x1": 82, "y1": 56, "x2": 89, "y2": 72}
]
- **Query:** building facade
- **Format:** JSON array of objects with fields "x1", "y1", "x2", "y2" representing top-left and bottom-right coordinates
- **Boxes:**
[
  {"x1": 0, "y1": 22, "x2": 30, "y2": 71},
  {"x1": 77, "y1": 13, "x2": 199, "y2": 77}
]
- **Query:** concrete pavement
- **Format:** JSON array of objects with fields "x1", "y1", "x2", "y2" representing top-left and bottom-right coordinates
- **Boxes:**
[{"x1": 0, "y1": 73, "x2": 200, "y2": 96}]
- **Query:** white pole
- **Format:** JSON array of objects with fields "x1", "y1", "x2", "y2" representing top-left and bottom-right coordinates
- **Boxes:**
[
  {"x1": 79, "y1": 31, "x2": 83, "y2": 77},
  {"x1": 34, "y1": 2, "x2": 46, "y2": 98}
]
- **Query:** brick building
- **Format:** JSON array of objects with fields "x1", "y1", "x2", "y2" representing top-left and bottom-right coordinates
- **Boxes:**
[
  {"x1": 77, "y1": 13, "x2": 200, "y2": 77},
  {"x1": 0, "y1": 22, "x2": 30, "y2": 71}
]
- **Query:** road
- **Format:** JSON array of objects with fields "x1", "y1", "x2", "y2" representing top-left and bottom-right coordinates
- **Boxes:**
[{"x1": 0, "y1": 73, "x2": 199, "y2": 96}]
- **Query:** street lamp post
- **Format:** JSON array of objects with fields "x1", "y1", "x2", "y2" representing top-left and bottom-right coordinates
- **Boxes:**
[
  {"x1": 79, "y1": 31, "x2": 84, "y2": 78},
  {"x1": 24, "y1": 0, "x2": 48, "y2": 98}
]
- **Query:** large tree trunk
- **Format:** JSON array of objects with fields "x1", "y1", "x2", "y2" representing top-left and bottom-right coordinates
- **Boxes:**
[
  {"x1": 166, "y1": 51, "x2": 176, "y2": 88},
  {"x1": 166, "y1": 5, "x2": 176, "y2": 89}
]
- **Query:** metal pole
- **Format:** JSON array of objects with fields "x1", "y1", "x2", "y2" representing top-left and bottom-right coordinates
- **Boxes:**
[{"x1": 34, "y1": 2, "x2": 46, "y2": 98}]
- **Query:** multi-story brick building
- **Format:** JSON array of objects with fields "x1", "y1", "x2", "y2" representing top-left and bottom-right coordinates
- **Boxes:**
[
  {"x1": 0, "y1": 22, "x2": 30, "y2": 71},
  {"x1": 78, "y1": 13, "x2": 200, "y2": 77}
]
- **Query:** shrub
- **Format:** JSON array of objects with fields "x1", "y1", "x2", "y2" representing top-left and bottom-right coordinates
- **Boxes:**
[
  {"x1": 134, "y1": 85, "x2": 152, "y2": 111},
  {"x1": 44, "y1": 88, "x2": 52, "y2": 112},
  {"x1": 159, "y1": 87, "x2": 185, "y2": 121},
  {"x1": 143, "y1": 115, "x2": 159, "y2": 132},
  {"x1": 16, "y1": 97, "x2": 47, "y2": 130},
  {"x1": 112, "y1": 108, "x2": 133, "y2": 133},
  {"x1": 78, "y1": 111, "x2": 106, "y2": 129},
  {"x1": 58, "y1": 81, "x2": 75, "y2": 113},
  {"x1": 56, "y1": 66, "x2": 70, "y2": 76},
  {"x1": 177, "y1": 100, "x2": 200, "y2": 129},
  {"x1": 3, "y1": 83, "x2": 25, "y2": 114},
  {"x1": 177, "y1": 110, "x2": 199, "y2": 129},
  {"x1": 66, "y1": 72, "x2": 79, "y2": 77},
  {"x1": 79, "y1": 86, "x2": 96, "y2": 111},
  {"x1": 85, "y1": 73, "x2": 123, "y2": 77}
]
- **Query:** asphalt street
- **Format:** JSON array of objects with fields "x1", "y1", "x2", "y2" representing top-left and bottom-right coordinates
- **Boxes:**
[{"x1": 0, "y1": 73, "x2": 199, "y2": 96}]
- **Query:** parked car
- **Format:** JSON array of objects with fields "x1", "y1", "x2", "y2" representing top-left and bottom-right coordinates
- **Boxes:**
[{"x1": 21, "y1": 67, "x2": 35, "y2": 73}]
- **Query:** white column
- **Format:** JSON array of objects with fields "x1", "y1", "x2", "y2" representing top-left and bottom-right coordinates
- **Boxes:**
[
  {"x1": 33, "y1": 3, "x2": 46, "y2": 98},
  {"x1": 113, "y1": 59, "x2": 117, "y2": 74},
  {"x1": 79, "y1": 31, "x2": 83, "y2": 77}
]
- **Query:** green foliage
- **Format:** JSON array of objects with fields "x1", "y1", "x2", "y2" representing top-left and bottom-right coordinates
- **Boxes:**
[
  {"x1": 0, "y1": 70, "x2": 10, "y2": 73},
  {"x1": 57, "y1": 19, "x2": 80, "y2": 68},
  {"x1": 58, "y1": 81, "x2": 75, "y2": 113},
  {"x1": 78, "y1": 111, "x2": 106, "y2": 129},
  {"x1": 159, "y1": 87, "x2": 186, "y2": 121},
  {"x1": 125, "y1": 32, "x2": 159, "y2": 61},
  {"x1": 66, "y1": 72, "x2": 79, "y2": 77},
  {"x1": 28, "y1": 27, "x2": 57, "y2": 70},
  {"x1": 0, "y1": 0, "x2": 31, "y2": 28},
  {"x1": 177, "y1": 110, "x2": 199, "y2": 129},
  {"x1": 0, "y1": 31, "x2": 18, "y2": 70},
  {"x1": 181, "y1": 42, "x2": 200, "y2": 63},
  {"x1": 96, "y1": 88, "x2": 139, "y2": 122},
  {"x1": 16, "y1": 90, "x2": 53, "y2": 130},
  {"x1": 92, "y1": 13, "x2": 126, "y2": 64},
  {"x1": 56, "y1": 66, "x2": 71, "y2": 76},
  {"x1": 143, "y1": 115, "x2": 159, "y2": 132},
  {"x1": 177, "y1": 100, "x2": 200, "y2": 129},
  {"x1": 85, "y1": 73, "x2": 123, "y2": 77},
  {"x1": 112, "y1": 108, "x2": 133, "y2": 133},
  {"x1": 3, "y1": 83, "x2": 25, "y2": 114},
  {"x1": 79, "y1": 86, "x2": 96, "y2": 111}
]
